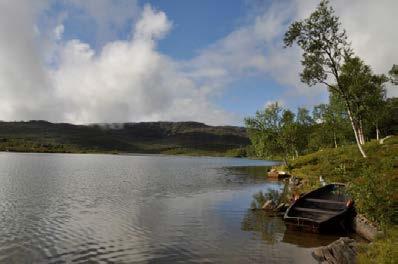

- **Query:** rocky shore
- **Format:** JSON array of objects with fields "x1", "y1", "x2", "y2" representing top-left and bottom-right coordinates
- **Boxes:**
[
  {"x1": 257, "y1": 171, "x2": 384, "y2": 263},
  {"x1": 312, "y1": 237, "x2": 357, "y2": 264}
]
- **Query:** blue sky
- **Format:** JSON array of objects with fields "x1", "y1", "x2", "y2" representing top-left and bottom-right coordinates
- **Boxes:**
[
  {"x1": 51, "y1": 0, "x2": 326, "y2": 123},
  {"x1": 0, "y1": 0, "x2": 396, "y2": 125},
  {"x1": 149, "y1": 0, "x2": 247, "y2": 59}
]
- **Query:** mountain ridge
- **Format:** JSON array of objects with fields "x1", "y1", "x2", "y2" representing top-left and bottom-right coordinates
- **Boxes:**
[{"x1": 0, "y1": 120, "x2": 249, "y2": 156}]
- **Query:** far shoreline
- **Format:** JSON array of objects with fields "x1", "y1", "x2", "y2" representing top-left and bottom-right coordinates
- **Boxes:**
[{"x1": 0, "y1": 149, "x2": 281, "y2": 163}]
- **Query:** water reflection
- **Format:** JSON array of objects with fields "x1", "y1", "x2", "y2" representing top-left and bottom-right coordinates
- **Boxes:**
[
  {"x1": 241, "y1": 210, "x2": 285, "y2": 244},
  {"x1": 0, "y1": 153, "x2": 345, "y2": 263},
  {"x1": 282, "y1": 229, "x2": 343, "y2": 248}
]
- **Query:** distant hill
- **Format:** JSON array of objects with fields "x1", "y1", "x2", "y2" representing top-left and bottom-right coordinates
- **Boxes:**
[{"x1": 0, "y1": 121, "x2": 250, "y2": 156}]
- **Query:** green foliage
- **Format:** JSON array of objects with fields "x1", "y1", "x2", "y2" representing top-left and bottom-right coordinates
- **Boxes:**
[
  {"x1": 245, "y1": 103, "x2": 316, "y2": 163},
  {"x1": 283, "y1": 0, "x2": 392, "y2": 158},
  {"x1": 250, "y1": 187, "x2": 289, "y2": 209},
  {"x1": 245, "y1": 102, "x2": 284, "y2": 159},
  {"x1": 290, "y1": 136, "x2": 398, "y2": 225},
  {"x1": 284, "y1": 0, "x2": 351, "y2": 87},
  {"x1": 348, "y1": 166, "x2": 396, "y2": 226},
  {"x1": 357, "y1": 227, "x2": 398, "y2": 264},
  {"x1": 311, "y1": 94, "x2": 353, "y2": 150},
  {"x1": 339, "y1": 56, "x2": 388, "y2": 132},
  {"x1": 382, "y1": 98, "x2": 398, "y2": 136},
  {"x1": 251, "y1": 191, "x2": 268, "y2": 209},
  {"x1": 389, "y1": 64, "x2": 398, "y2": 84}
]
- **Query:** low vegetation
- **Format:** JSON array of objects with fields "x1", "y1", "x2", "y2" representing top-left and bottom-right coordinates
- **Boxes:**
[
  {"x1": 288, "y1": 137, "x2": 397, "y2": 226},
  {"x1": 274, "y1": 136, "x2": 397, "y2": 263},
  {"x1": 357, "y1": 226, "x2": 398, "y2": 264}
]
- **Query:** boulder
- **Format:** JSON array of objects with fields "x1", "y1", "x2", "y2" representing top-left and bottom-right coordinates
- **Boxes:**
[
  {"x1": 275, "y1": 203, "x2": 289, "y2": 212},
  {"x1": 352, "y1": 214, "x2": 383, "y2": 241},
  {"x1": 312, "y1": 237, "x2": 357, "y2": 264}
]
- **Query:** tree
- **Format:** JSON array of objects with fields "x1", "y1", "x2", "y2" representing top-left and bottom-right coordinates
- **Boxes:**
[
  {"x1": 279, "y1": 109, "x2": 298, "y2": 161},
  {"x1": 295, "y1": 107, "x2": 313, "y2": 154},
  {"x1": 389, "y1": 65, "x2": 398, "y2": 85},
  {"x1": 312, "y1": 93, "x2": 352, "y2": 150},
  {"x1": 245, "y1": 102, "x2": 283, "y2": 159},
  {"x1": 283, "y1": 0, "x2": 368, "y2": 157},
  {"x1": 245, "y1": 103, "x2": 299, "y2": 165},
  {"x1": 381, "y1": 98, "x2": 398, "y2": 136},
  {"x1": 338, "y1": 56, "x2": 388, "y2": 142}
]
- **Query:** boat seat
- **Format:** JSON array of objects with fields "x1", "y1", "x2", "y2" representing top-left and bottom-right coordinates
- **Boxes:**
[
  {"x1": 305, "y1": 198, "x2": 346, "y2": 204},
  {"x1": 294, "y1": 207, "x2": 339, "y2": 214}
]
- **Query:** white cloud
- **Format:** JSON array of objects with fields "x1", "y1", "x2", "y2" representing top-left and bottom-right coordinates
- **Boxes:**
[
  {"x1": 0, "y1": 0, "x2": 395, "y2": 125},
  {"x1": 54, "y1": 24, "x2": 64, "y2": 40},
  {"x1": 51, "y1": 4, "x2": 235, "y2": 125},
  {"x1": 0, "y1": 1, "x2": 235, "y2": 125},
  {"x1": 68, "y1": 0, "x2": 140, "y2": 46},
  {"x1": 187, "y1": 0, "x2": 398, "y2": 108},
  {"x1": 0, "y1": 0, "x2": 60, "y2": 120},
  {"x1": 187, "y1": 1, "x2": 324, "y2": 105}
]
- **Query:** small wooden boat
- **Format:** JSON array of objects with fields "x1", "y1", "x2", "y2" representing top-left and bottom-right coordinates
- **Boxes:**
[{"x1": 284, "y1": 183, "x2": 355, "y2": 233}]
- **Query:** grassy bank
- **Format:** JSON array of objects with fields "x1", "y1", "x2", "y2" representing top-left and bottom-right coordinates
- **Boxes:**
[{"x1": 277, "y1": 136, "x2": 397, "y2": 263}]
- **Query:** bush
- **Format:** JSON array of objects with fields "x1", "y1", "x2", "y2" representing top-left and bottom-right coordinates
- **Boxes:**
[
  {"x1": 250, "y1": 186, "x2": 290, "y2": 209},
  {"x1": 348, "y1": 166, "x2": 396, "y2": 226}
]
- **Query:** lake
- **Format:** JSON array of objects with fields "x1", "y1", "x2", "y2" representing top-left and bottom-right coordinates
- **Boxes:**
[{"x1": 0, "y1": 152, "x2": 343, "y2": 263}]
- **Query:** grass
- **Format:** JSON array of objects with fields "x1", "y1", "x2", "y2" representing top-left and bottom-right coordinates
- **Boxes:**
[
  {"x1": 278, "y1": 136, "x2": 397, "y2": 262},
  {"x1": 357, "y1": 226, "x2": 398, "y2": 264}
]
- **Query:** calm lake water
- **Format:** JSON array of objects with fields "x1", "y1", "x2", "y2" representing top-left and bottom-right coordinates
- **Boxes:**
[{"x1": 0, "y1": 152, "x2": 343, "y2": 263}]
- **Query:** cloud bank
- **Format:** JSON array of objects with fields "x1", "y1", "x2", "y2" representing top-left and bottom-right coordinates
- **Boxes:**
[{"x1": 0, "y1": 0, "x2": 396, "y2": 125}]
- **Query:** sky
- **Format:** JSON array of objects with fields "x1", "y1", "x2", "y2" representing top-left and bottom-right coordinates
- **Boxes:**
[{"x1": 0, "y1": 0, "x2": 397, "y2": 126}]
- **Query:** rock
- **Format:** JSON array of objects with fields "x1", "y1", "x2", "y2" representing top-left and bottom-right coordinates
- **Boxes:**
[
  {"x1": 275, "y1": 203, "x2": 289, "y2": 212},
  {"x1": 312, "y1": 237, "x2": 357, "y2": 264},
  {"x1": 262, "y1": 200, "x2": 276, "y2": 210},
  {"x1": 267, "y1": 169, "x2": 290, "y2": 179},
  {"x1": 352, "y1": 214, "x2": 383, "y2": 241}
]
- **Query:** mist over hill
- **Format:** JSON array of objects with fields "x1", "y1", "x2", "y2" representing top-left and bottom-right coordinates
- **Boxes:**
[{"x1": 0, "y1": 121, "x2": 250, "y2": 156}]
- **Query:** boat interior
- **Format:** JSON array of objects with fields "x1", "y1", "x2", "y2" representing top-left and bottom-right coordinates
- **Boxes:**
[{"x1": 287, "y1": 185, "x2": 350, "y2": 222}]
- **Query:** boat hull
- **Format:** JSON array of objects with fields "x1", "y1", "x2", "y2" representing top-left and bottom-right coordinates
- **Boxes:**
[{"x1": 283, "y1": 184, "x2": 355, "y2": 233}]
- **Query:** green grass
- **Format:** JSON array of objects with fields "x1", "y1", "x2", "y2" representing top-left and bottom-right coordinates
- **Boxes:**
[
  {"x1": 280, "y1": 136, "x2": 397, "y2": 262},
  {"x1": 357, "y1": 226, "x2": 398, "y2": 264},
  {"x1": 288, "y1": 137, "x2": 397, "y2": 186}
]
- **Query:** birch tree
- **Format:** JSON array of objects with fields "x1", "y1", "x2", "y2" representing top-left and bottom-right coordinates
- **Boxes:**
[
  {"x1": 283, "y1": 0, "x2": 368, "y2": 157},
  {"x1": 339, "y1": 56, "x2": 388, "y2": 142}
]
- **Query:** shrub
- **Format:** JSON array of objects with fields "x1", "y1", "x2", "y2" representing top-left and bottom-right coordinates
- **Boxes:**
[{"x1": 348, "y1": 166, "x2": 396, "y2": 226}]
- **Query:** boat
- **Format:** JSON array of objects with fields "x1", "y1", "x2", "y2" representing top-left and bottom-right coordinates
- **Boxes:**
[{"x1": 283, "y1": 183, "x2": 355, "y2": 233}]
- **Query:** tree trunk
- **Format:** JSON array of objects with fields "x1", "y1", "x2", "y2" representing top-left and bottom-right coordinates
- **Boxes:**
[
  {"x1": 333, "y1": 131, "x2": 337, "y2": 148},
  {"x1": 358, "y1": 127, "x2": 364, "y2": 145},
  {"x1": 359, "y1": 120, "x2": 365, "y2": 145},
  {"x1": 376, "y1": 124, "x2": 380, "y2": 142},
  {"x1": 345, "y1": 104, "x2": 367, "y2": 158}
]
